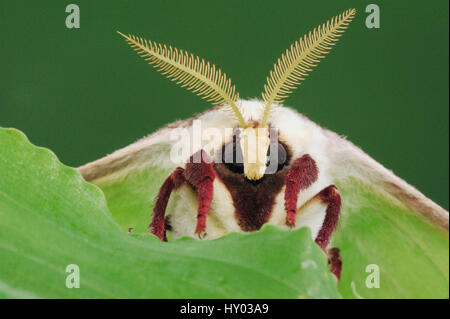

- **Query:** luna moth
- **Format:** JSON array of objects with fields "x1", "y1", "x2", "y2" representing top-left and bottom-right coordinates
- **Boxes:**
[{"x1": 78, "y1": 8, "x2": 449, "y2": 297}]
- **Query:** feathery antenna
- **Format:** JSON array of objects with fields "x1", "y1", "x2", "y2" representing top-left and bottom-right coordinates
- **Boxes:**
[
  {"x1": 117, "y1": 31, "x2": 247, "y2": 127},
  {"x1": 260, "y1": 8, "x2": 356, "y2": 127}
]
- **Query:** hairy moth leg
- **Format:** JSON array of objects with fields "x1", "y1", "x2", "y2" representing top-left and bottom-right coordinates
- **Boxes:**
[
  {"x1": 284, "y1": 154, "x2": 318, "y2": 226},
  {"x1": 184, "y1": 150, "x2": 216, "y2": 238},
  {"x1": 296, "y1": 185, "x2": 343, "y2": 278},
  {"x1": 150, "y1": 167, "x2": 185, "y2": 241}
]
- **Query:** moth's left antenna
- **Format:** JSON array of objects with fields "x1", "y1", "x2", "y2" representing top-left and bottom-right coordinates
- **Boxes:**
[{"x1": 117, "y1": 31, "x2": 247, "y2": 127}]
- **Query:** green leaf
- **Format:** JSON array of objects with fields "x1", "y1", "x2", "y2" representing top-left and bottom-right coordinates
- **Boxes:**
[
  {"x1": 334, "y1": 179, "x2": 449, "y2": 299},
  {"x1": 0, "y1": 127, "x2": 339, "y2": 298}
]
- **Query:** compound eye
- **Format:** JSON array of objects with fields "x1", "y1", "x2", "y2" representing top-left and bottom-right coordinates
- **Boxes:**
[
  {"x1": 222, "y1": 139, "x2": 244, "y2": 174},
  {"x1": 266, "y1": 142, "x2": 289, "y2": 172}
]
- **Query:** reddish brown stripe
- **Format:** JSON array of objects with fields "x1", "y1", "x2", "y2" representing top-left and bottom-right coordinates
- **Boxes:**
[{"x1": 214, "y1": 163, "x2": 289, "y2": 231}]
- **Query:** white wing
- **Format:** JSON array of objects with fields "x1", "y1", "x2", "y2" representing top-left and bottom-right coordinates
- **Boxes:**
[
  {"x1": 324, "y1": 128, "x2": 448, "y2": 230},
  {"x1": 79, "y1": 124, "x2": 181, "y2": 184}
]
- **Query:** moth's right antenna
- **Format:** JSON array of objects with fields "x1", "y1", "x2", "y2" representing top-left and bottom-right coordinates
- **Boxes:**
[
  {"x1": 259, "y1": 8, "x2": 356, "y2": 127},
  {"x1": 117, "y1": 31, "x2": 247, "y2": 128}
]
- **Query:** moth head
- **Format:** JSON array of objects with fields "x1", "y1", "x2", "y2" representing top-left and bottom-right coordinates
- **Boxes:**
[{"x1": 117, "y1": 8, "x2": 356, "y2": 180}]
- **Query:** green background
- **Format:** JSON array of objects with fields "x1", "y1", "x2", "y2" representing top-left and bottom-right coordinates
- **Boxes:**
[{"x1": 0, "y1": 0, "x2": 448, "y2": 210}]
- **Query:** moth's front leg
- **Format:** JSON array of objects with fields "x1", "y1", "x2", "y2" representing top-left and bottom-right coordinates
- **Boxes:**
[
  {"x1": 150, "y1": 167, "x2": 186, "y2": 241},
  {"x1": 184, "y1": 150, "x2": 215, "y2": 238},
  {"x1": 284, "y1": 154, "x2": 319, "y2": 226}
]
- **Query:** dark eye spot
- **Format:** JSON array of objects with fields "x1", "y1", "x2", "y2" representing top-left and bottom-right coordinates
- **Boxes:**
[
  {"x1": 267, "y1": 141, "x2": 290, "y2": 172},
  {"x1": 222, "y1": 137, "x2": 244, "y2": 174}
]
